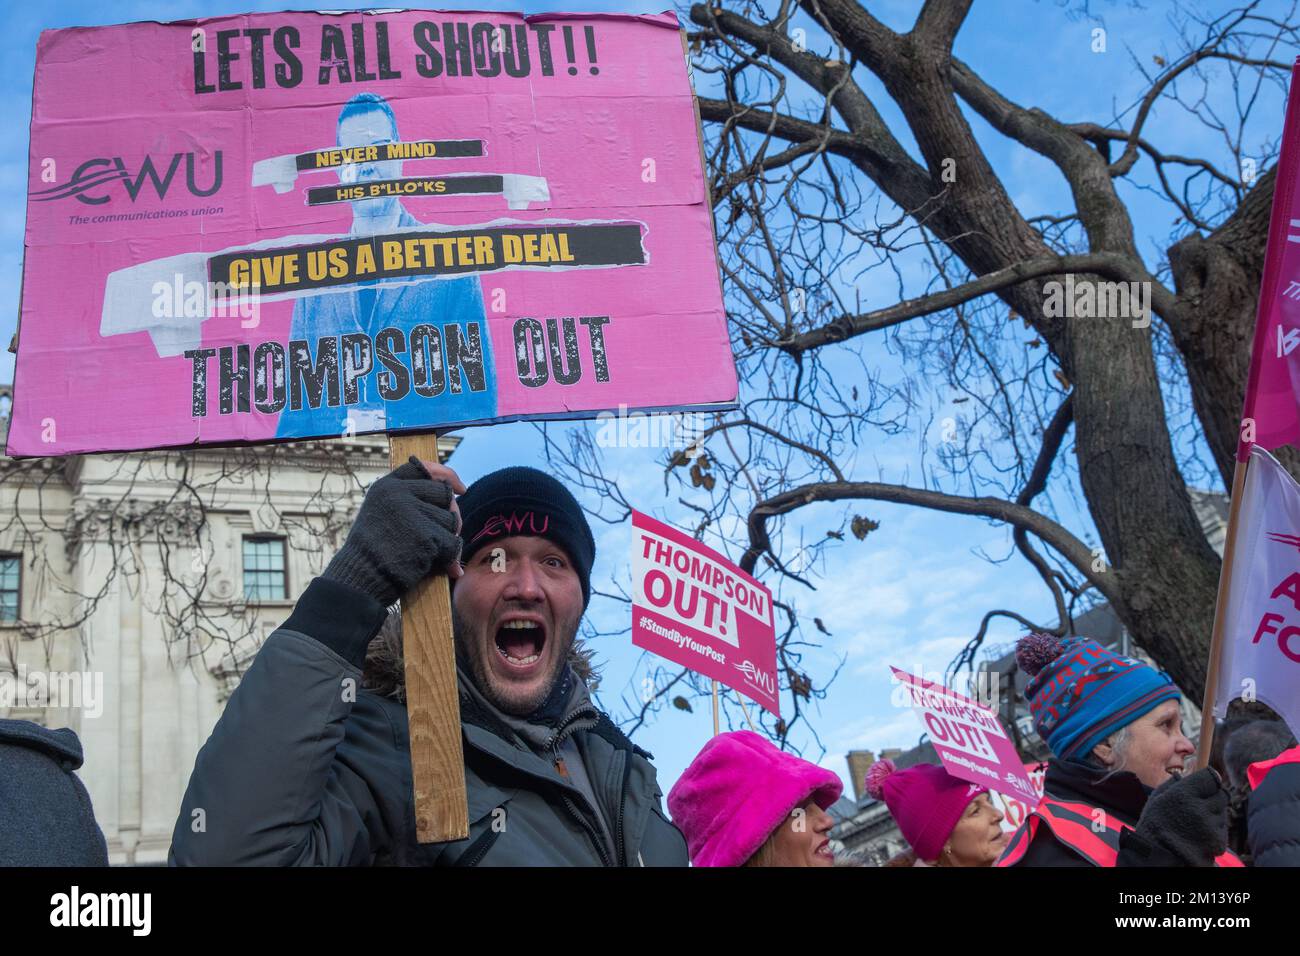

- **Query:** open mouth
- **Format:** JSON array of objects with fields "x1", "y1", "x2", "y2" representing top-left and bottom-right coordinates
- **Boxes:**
[
  {"x1": 814, "y1": 839, "x2": 833, "y2": 860},
  {"x1": 495, "y1": 618, "x2": 547, "y2": 668}
]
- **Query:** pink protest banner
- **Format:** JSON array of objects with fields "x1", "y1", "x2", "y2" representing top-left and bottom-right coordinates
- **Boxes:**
[
  {"x1": 631, "y1": 510, "x2": 779, "y2": 717},
  {"x1": 1238, "y1": 58, "x2": 1300, "y2": 458},
  {"x1": 8, "y1": 10, "x2": 737, "y2": 457},
  {"x1": 890, "y1": 667, "x2": 1038, "y2": 804}
]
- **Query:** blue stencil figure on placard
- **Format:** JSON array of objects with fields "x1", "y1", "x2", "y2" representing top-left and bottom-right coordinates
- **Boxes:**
[{"x1": 275, "y1": 93, "x2": 496, "y2": 440}]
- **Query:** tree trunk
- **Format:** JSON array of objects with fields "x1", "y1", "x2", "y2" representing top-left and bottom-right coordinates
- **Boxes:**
[
  {"x1": 841, "y1": 14, "x2": 1224, "y2": 699},
  {"x1": 1168, "y1": 167, "x2": 1300, "y2": 483}
]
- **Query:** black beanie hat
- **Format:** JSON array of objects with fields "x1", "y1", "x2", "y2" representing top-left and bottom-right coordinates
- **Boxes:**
[{"x1": 456, "y1": 466, "x2": 596, "y2": 606}]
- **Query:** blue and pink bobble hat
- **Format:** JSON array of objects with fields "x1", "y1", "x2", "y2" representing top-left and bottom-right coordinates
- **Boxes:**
[{"x1": 1015, "y1": 631, "x2": 1180, "y2": 762}]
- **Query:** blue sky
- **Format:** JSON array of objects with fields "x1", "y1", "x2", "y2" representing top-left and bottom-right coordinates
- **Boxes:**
[{"x1": 2, "y1": 1, "x2": 1279, "y2": 800}]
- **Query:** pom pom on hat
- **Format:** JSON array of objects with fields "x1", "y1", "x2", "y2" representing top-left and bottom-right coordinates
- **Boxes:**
[
  {"x1": 864, "y1": 758, "x2": 896, "y2": 800},
  {"x1": 1016, "y1": 631, "x2": 1064, "y2": 678}
]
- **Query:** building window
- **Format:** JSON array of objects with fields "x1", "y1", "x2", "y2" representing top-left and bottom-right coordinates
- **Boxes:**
[
  {"x1": 0, "y1": 554, "x2": 18, "y2": 622},
  {"x1": 242, "y1": 537, "x2": 287, "y2": 601}
]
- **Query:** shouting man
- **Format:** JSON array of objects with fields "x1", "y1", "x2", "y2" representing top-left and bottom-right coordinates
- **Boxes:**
[{"x1": 170, "y1": 459, "x2": 687, "y2": 866}]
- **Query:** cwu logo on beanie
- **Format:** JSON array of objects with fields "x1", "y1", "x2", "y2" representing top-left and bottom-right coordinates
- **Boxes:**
[{"x1": 469, "y1": 510, "x2": 551, "y2": 544}]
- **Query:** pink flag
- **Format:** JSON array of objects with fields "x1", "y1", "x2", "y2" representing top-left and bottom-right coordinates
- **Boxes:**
[
  {"x1": 1239, "y1": 59, "x2": 1300, "y2": 458},
  {"x1": 1212, "y1": 445, "x2": 1300, "y2": 739}
]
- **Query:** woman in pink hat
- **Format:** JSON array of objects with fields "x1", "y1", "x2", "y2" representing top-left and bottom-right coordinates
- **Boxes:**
[
  {"x1": 667, "y1": 731, "x2": 843, "y2": 866},
  {"x1": 866, "y1": 759, "x2": 1007, "y2": 867}
]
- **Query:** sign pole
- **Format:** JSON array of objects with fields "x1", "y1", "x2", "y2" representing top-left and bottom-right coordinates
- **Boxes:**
[
  {"x1": 735, "y1": 691, "x2": 759, "y2": 733},
  {"x1": 1196, "y1": 455, "x2": 1251, "y2": 770},
  {"x1": 711, "y1": 680, "x2": 720, "y2": 736},
  {"x1": 389, "y1": 430, "x2": 469, "y2": 843}
]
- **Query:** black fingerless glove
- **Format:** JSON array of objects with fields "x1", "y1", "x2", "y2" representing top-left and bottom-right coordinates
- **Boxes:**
[{"x1": 323, "y1": 456, "x2": 461, "y2": 606}]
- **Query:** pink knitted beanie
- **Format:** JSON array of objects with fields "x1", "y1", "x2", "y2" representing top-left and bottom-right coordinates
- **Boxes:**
[{"x1": 864, "y1": 759, "x2": 985, "y2": 861}]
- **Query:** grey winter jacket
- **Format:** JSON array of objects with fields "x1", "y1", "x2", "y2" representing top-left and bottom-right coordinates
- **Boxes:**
[
  {"x1": 0, "y1": 719, "x2": 108, "y2": 866},
  {"x1": 168, "y1": 578, "x2": 688, "y2": 867}
]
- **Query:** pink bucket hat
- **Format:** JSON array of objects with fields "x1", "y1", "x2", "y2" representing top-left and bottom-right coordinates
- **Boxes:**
[
  {"x1": 865, "y1": 759, "x2": 985, "y2": 861},
  {"x1": 667, "y1": 730, "x2": 843, "y2": 867}
]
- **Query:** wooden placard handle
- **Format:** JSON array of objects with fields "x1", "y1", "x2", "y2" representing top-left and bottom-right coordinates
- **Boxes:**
[
  {"x1": 1195, "y1": 455, "x2": 1250, "y2": 770},
  {"x1": 389, "y1": 431, "x2": 469, "y2": 843}
]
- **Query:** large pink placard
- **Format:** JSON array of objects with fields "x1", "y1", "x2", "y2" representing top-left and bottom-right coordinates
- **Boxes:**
[{"x1": 9, "y1": 10, "x2": 736, "y2": 456}]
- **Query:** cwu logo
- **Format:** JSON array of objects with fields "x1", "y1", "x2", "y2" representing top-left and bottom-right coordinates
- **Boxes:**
[
  {"x1": 734, "y1": 659, "x2": 775, "y2": 696},
  {"x1": 469, "y1": 510, "x2": 550, "y2": 544},
  {"x1": 30, "y1": 151, "x2": 222, "y2": 205},
  {"x1": 1266, "y1": 530, "x2": 1300, "y2": 552}
]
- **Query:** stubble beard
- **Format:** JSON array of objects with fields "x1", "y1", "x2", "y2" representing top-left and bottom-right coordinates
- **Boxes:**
[{"x1": 452, "y1": 607, "x2": 578, "y2": 717}]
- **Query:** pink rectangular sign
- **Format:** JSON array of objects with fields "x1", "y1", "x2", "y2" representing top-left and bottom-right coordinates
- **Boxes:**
[
  {"x1": 890, "y1": 667, "x2": 1037, "y2": 803},
  {"x1": 631, "y1": 510, "x2": 779, "y2": 717},
  {"x1": 989, "y1": 761, "x2": 1046, "y2": 833},
  {"x1": 8, "y1": 10, "x2": 737, "y2": 457}
]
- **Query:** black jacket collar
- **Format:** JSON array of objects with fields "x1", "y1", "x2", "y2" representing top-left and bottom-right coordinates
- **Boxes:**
[{"x1": 1043, "y1": 758, "x2": 1151, "y2": 826}]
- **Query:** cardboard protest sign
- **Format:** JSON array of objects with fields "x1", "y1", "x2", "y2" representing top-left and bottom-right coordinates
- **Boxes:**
[
  {"x1": 631, "y1": 510, "x2": 779, "y2": 717},
  {"x1": 8, "y1": 10, "x2": 737, "y2": 456},
  {"x1": 890, "y1": 667, "x2": 1038, "y2": 803}
]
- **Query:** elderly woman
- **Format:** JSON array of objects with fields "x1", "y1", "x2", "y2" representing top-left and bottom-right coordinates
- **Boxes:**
[
  {"x1": 668, "y1": 730, "x2": 842, "y2": 867},
  {"x1": 866, "y1": 759, "x2": 1007, "y2": 866},
  {"x1": 999, "y1": 632, "x2": 1240, "y2": 867}
]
